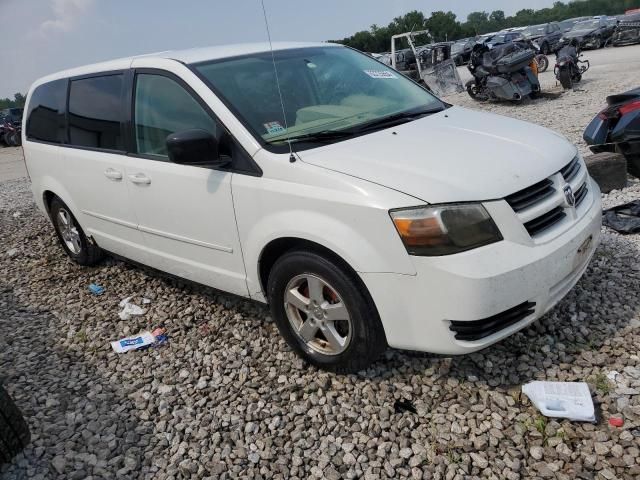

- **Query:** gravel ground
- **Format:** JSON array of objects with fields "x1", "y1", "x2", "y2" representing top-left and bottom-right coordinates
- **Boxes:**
[{"x1": 2, "y1": 47, "x2": 640, "y2": 479}]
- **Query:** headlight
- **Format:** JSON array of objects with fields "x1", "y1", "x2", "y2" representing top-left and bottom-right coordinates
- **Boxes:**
[{"x1": 390, "y1": 204, "x2": 502, "y2": 256}]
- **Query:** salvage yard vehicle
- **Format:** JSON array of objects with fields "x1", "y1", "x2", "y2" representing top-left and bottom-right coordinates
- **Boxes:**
[
  {"x1": 584, "y1": 87, "x2": 640, "y2": 178},
  {"x1": 389, "y1": 30, "x2": 463, "y2": 96},
  {"x1": 554, "y1": 39, "x2": 590, "y2": 89},
  {"x1": 521, "y1": 22, "x2": 563, "y2": 54},
  {"x1": 466, "y1": 40, "x2": 541, "y2": 101},
  {"x1": 612, "y1": 13, "x2": 640, "y2": 46},
  {"x1": 0, "y1": 383, "x2": 30, "y2": 465},
  {"x1": 451, "y1": 37, "x2": 475, "y2": 66},
  {"x1": 0, "y1": 108, "x2": 23, "y2": 146},
  {"x1": 23, "y1": 42, "x2": 601, "y2": 372},
  {"x1": 562, "y1": 18, "x2": 615, "y2": 49}
]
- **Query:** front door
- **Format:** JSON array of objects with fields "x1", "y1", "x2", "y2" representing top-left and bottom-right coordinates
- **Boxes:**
[{"x1": 123, "y1": 70, "x2": 248, "y2": 296}]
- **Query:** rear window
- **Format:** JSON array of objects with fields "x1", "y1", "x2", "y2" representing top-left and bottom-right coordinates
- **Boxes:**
[
  {"x1": 26, "y1": 79, "x2": 67, "y2": 143},
  {"x1": 68, "y1": 74, "x2": 124, "y2": 151}
]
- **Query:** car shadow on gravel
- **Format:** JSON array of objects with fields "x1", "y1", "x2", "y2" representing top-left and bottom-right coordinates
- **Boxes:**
[{"x1": 0, "y1": 286, "x2": 149, "y2": 479}]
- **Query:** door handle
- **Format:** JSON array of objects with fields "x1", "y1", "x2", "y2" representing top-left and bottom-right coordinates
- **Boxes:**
[
  {"x1": 128, "y1": 173, "x2": 151, "y2": 185},
  {"x1": 104, "y1": 168, "x2": 123, "y2": 181}
]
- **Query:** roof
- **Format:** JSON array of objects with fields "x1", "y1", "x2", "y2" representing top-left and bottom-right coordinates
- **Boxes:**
[{"x1": 30, "y1": 41, "x2": 339, "y2": 90}]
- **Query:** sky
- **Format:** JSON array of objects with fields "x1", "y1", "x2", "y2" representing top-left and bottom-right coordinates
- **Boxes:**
[{"x1": 0, "y1": 0, "x2": 559, "y2": 97}]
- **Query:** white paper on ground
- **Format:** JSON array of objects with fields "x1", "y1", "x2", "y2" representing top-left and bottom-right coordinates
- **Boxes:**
[
  {"x1": 522, "y1": 381, "x2": 595, "y2": 422},
  {"x1": 118, "y1": 297, "x2": 145, "y2": 320},
  {"x1": 111, "y1": 331, "x2": 156, "y2": 353}
]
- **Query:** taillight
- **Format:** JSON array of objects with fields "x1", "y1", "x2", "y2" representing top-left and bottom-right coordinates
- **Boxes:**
[{"x1": 619, "y1": 99, "x2": 640, "y2": 116}]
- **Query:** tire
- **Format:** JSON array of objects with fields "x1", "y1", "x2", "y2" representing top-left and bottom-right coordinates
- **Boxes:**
[
  {"x1": 465, "y1": 79, "x2": 483, "y2": 101},
  {"x1": 50, "y1": 197, "x2": 104, "y2": 266},
  {"x1": 558, "y1": 68, "x2": 572, "y2": 89},
  {"x1": 267, "y1": 250, "x2": 386, "y2": 373},
  {"x1": 626, "y1": 154, "x2": 640, "y2": 179},
  {"x1": 0, "y1": 384, "x2": 30, "y2": 465},
  {"x1": 536, "y1": 55, "x2": 549, "y2": 73}
]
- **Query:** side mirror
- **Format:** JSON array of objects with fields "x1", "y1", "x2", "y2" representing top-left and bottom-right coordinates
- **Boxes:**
[{"x1": 166, "y1": 129, "x2": 230, "y2": 167}]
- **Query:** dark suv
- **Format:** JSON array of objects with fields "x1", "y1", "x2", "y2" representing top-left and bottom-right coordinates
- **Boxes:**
[{"x1": 521, "y1": 22, "x2": 563, "y2": 54}]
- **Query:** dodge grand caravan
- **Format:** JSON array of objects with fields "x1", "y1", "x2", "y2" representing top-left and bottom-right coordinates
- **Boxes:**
[{"x1": 23, "y1": 42, "x2": 601, "y2": 372}]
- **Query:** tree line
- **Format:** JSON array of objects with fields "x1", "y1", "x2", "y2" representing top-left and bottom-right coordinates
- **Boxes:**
[
  {"x1": 0, "y1": 93, "x2": 26, "y2": 110},
  {"x1": 331, "y1": 0, "x2": 639, "y2": 52}
]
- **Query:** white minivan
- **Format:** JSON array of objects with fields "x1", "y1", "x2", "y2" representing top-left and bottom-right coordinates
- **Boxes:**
[{"x1": 23, "y1": 42, "x2": 601, "y2": 372}]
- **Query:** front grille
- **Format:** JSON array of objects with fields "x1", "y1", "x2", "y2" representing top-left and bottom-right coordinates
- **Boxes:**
[
  {"x1": 560, "y1": 156, "x2": 581, "y2": 181},
  {"x1": 574, "y1": 183, "x2": 588, "y2": 206},
  {"x1": 449, "y1": 301, "x2": 536, "y2": 341},
  {"x1": 503, "y1": 156, "x2": 589, "y2": 238},
  {"x1": 523, "y1": 206, "x2": 566, "y2": 236},
  {"x1": 505, "y1": 178, "x2": 555, "y2": 212}
]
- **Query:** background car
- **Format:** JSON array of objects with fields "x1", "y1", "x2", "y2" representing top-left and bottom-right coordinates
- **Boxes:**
[
  {"x1": 612, "y1": 12, "x2": 640, "y2": 46},
  {"x1": 451, "y1": 37, "x2": 475, "y2": 65},
  {"x1": 558, "y1": 17, "x2": 591, "y2": 33},
  {"x1": 563, "y1": 17, "x2": 616, "y2": 49},
  {"x1": 521, "y1": 22, "x2": 563, "y2": 54}
]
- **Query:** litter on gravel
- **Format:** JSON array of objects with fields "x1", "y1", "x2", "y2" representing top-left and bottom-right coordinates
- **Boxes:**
[
  {"x1": 522, "y1": 381, "x2": 595, "y2": 422},
  {"x1": 117, "y1": 296, "x2": 145, "y2": 320},
  {"x1": 110, "y1": 331, "x2": 156, "y2": 353},
  {"x1": 88, "y1": 283, "x2": 105, "y2": 295}
]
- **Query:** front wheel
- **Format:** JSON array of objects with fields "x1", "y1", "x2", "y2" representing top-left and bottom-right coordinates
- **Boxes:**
[
  {"x1": 50, "y1": 197, "x2": 104, "y2": 266},
  {"x1": 267, "y1": 250, "x2": 386, "y2": 373},
  {"x1": 465, "y1": 79, "x2": 485, "y2": 101}
]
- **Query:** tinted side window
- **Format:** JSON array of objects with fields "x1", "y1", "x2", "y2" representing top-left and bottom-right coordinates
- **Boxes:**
[
  {"x1": 134, "y1": 74, "x2": 216, "y2": 158},
  {"x1": 26, "y1": 79, "x2": 67, "y2": 143},
  {"x1": 68, "y1": 74, "x2": 124, "y2": 150}
]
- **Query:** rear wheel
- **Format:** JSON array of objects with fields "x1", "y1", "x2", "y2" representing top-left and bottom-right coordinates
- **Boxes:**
[
  {"x1": 536, "y1": 55, "x2": 549, "y2": 73},
  {"x1": 267, "y1": 250, "x2": 386, "y2": 373},
  {"x1": 0, "y1": 384, "x2": 30, "y2": 465},
  {"x1": 559, "y1": 68, "x2": 572, "y2": 89},
  {"x1": 50, "y1": 197, "x2": 104, "y2": 266}
]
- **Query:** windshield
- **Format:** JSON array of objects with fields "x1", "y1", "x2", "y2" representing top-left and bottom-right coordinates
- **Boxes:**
[
  {"x1": 9, "y1": 108, "x2": 23, "y2": 120},
  {"x1": 451, "y1": 41, "x2": 466, "y2": 53},
  {"x1": 572, "y1": 20, "x2": 600, "y2": 30},
  {"x1": 192, "y1": 46, "x2": 442, "y2": 150},
  {"x1": 522, "y1": 25, "x2": 545, "y2": 37}
]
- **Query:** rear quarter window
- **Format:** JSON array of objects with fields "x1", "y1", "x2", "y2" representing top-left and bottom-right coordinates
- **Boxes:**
[
  {"x1": 68, "y1": 74, "x2": 124, "y2": 151},
  {"x1": 26, "y1": 79, "x2": 67, "y2": 143}
]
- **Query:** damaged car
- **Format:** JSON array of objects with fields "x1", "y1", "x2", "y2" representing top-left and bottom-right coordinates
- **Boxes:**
[
  {"x1": 612, "y1": 12, "x2": 640, "y2": 47},
  {"x1": 562, "y1": 18, "x2": 615, "y2": 49}
]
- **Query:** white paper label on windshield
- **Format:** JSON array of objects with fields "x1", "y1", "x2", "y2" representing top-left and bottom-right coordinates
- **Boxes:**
[
  {"x1": 363, "y1": 70, "x2": 397, "y2": 79},
  {"x1": 264, "y1": 121, "x2": 286, "y2": 134}
]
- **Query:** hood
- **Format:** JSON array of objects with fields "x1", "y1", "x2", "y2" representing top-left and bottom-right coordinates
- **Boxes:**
[
  {"x1": 565, "y1": 29, "x2": 596, "y2": 38},
  {"x1": 298, "y1": 106, "x2": 576, "y2": 204}
]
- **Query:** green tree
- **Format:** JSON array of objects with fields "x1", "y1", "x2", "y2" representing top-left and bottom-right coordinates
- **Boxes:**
[{"x1": 426, "y1": 11, "x2": 461, "y2": 42}]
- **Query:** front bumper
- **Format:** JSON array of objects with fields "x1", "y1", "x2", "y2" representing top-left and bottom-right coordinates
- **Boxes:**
[{"x1": 362, "y1": 177, "x2": 602, "y2": 354}]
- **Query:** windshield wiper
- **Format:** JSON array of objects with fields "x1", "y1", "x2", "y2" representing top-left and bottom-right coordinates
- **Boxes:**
[
  {"x1": 352, "y1": 106, "x2": 444, "y2": 133},
  {"x1": 276, "y1": 129, "x2": 358, "y2": 144}
]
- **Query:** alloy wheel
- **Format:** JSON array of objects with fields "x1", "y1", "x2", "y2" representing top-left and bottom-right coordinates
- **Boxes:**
[
  {"x1": 56, "y1": 208, "x2": 82, "y2": 254},
  {"x1": 284, "y1": 274, "x2": 352, "y2": 355}
]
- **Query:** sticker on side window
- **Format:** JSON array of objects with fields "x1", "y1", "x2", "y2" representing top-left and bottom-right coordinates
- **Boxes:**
[
  {"x1": 264, "y1": 121, "x2": 286, "y2": 134},
  {"x1": 363, "y1": 70, "x2": 397, "y2": 79}
]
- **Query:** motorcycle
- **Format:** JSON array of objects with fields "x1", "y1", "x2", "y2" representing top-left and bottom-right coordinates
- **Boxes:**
[
  {"x1": 584, "y1": 87, "x2": 640, "y2": 178},
  {"x1": 465, "y1": 41, "x2": 540, "y2": 102},
  {"x1": 554, "y1": 42, "x2": 589, "y2": 89},
  {"x1": 1, "y1": 120, "x2": 21, "y2": 146}
]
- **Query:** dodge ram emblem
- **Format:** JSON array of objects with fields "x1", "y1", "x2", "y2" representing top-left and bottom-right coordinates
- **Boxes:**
[{"x1": 563, "y1": 184, "x2": 576, "y2": 208}]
